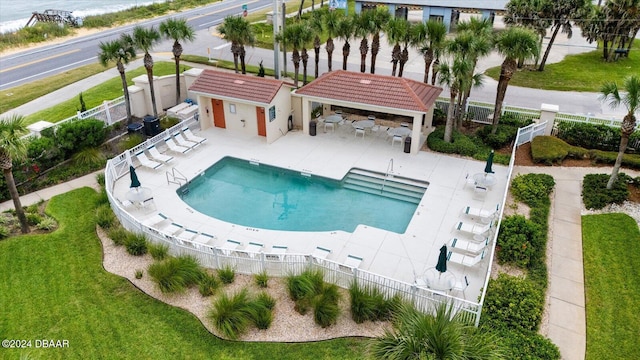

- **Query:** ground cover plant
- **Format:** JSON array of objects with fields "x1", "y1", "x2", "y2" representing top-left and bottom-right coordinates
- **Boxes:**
[
  {"x1": 208, "y1": 288, "x2": 276, "y2": 339},
  {"x1": 582, "y1": 213, "x2": 640, "y2": 360},
  {"x1": 287, "y1": 269, "x2": 341, "y2": 328},
  {"x1": 0, "y1": 188, "x2": 367, "y2": 359},
  {"x1": 582, "y1": 173, "x2": 630, "y2": 210},
  {"x1": 426, "y1": 126, "x2": 511, "y2": 165}
]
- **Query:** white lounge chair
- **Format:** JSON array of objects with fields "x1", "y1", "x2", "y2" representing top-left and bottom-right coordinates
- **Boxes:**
[
  {"x1": 245, "y1": 242, "x2": 263, "y2": 258},
  {"x1": 449, "y1": 237, "x2": 488, "y2": 255},
  {"x1": 147, "y1": 145, "x2": 173, "y2": 163},
  {"x1": 473, "y1": 185, "x2": 488, "y2": 200},
  {"x1": 312, "y1": 246, "x2": 332, "y2": 263},
  {"x1": 135, "y1": 151, "x2": 163, "y2": 170},
  {"x1": 447, "y1": 250, "x2": 486, "y2": 267},
  {"x1": 172, "y1": 133, "x2": 198, "y2": 149},
  {"x1": 182, "y1": 127, "x2": 207, "y2": 144},
  {"x1": 160, "y1": 222, "x2": 184, "y2": 236},
  {"x1": 220, "y1": 239, "x2": 242, "y2": 256},
  {"x1": 189, "y1": 231, "x2": 216, "y2": 244},
  {"x1": 270, "y1": 245, "x2": 288, "y2": 260},
  {"x1": 454, "y1": 221, "x2": 492, "y2": 236},
  {"x1": 461, "y1": 205, "x2": 498, "y2": 223},
  {"x1": 142, "y1": 212, "x2": 171, "y2": 227},
  {"x1": 164, "y1": 136, "x2": 190, "y2": 154},
  {"x1": 343, "y1": 255, "x2": 363, "y2": 270}
]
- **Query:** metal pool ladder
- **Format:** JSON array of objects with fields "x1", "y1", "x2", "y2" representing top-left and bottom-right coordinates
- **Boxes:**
[
  {"x1": 166, "y1": 167, "x2": 187, "y2": 186},
  {"x1": 382, "y1": 158, "x2": 394, "y2": 193}
]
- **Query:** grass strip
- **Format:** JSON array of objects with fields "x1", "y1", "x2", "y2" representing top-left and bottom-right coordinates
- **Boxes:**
[
  {"x1": 0, "y1": 188, "x2": 366, "y2": 359},
  {"x1": 582, "y1": 213, "x2": 640, "y2": 360}
]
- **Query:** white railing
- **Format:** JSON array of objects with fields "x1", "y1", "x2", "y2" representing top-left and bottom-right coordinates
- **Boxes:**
[{"x1": 516, "y1": 121, "x2": 547, "y2": 146}]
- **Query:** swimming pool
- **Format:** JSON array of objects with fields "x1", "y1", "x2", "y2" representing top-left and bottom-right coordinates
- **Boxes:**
[{"x1": 178, "y1": 157, "x2": 424, "y2": 233}]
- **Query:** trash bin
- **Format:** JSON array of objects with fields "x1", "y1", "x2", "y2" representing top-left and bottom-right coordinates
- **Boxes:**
[
  {"x1": 404, "y1": 136, "x2": 411, "y2": 153},
  {"x1": 310, "y1": 120, "x2": 317, "y2": 136},
  {"x1": 127, "y1": 123, "x2": 143, "y2": 136},
  {"x1": 143, "y1": 115, "x2": 160, "y2": 136}
]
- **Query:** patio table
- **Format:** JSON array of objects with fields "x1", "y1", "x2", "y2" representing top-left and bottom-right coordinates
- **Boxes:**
[
  {"x1": 421, "y1": 267, "x2": 456, "y2": 291},
  {"x1": 324, "y1": 114, "x2": 343, "y2": 123},
  {"x1": 473, "y1": 173, "x2": 497, "y2": 188},
  {"x1": 126, "y1": 187, "x2": 153, "y2": 203},
  {"x1": 387, "y1": 126, "x2": 412, "y2": 138},
  {"x1": 352, "y1": 119, "x2": 375, "y2": 129}
]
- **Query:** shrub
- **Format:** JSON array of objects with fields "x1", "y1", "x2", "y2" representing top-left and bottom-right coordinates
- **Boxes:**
[
  {"x1": 36, "y1": 217, "x2": 57, "y2": 231},
  {"x1": 477, "y1": 124, "x2": 518, "y2": 149},
  {"x1": 496, "y1": 328, "x2": 560, "y2": 360},
  {"x1": 135, "y1": 269, "x2": 144, "y2": 279},
  {"x1": 55, "y1": 119, "x2": 107, "y2": 157},
  {"x1": 427, "y1": 127, "x2": 511, "y2": 164},
  {"x1": 589, "y1": 149, "x2": 640, "y2": 169},
  {"x1": 287, "y1": 269, "x2": 324, "y2": 302},
  {"x1": 27, "y1": 136, "x2": 64, "y2": 170},
  {"x1": 209, "y1": 289, "x2": 253, "y2": 339},
  {"x1": 95, "y1": 204, "x2": 116, "y2": 228},
  {"x1": 0, "y1": 225, "x2": 9, "y2": 239},
  {"x1": 160, "y1": 116, "x2": 180, "y2": 130},
  {"x1": 148, "y1": 242, "x2": 169, "y2": 260},
  {"x1": 125, "y1": 233, "x2": 148, "y2": 256},
  {"x1": 349, "y1": 282, "x2": 401, "y2": 324},
  {"x1": 26, "y1": 213, "x2": 43, "y2": 226},
  {"x1": 95, "y1": 173, "x2": 105, "y2": 188},
  {"x1": 255, "y1": 292, "x2": 276, "y2": 310},
  {"x1": 72, "y1": 147, "x2": 107, "y2": 168},
  {"x1": 497, "y1": 215, "x2": 541, "y2": 268},
  {"x1": 499, "y1": 114, "x2": 534, "y2": 128},
  {"x1": 217, "y1": 265, "x2": 236, "y2": 284},
  {"x1": 481, "y1": 274, "x2": 544, "y2": 332},
  {"x1": 432, "y1": 108, "x2": 446, "y2": 126},
  {"x1": 254, "y1": 271, "x2": 269, "y2": 288},
  {"x1": 198, "y1": 272, "x2": 221, "y2": 297},
  {"x1": 531, "y1": 136, "x2": 589, "y2": 165},
  {"x1": 249, "y1": 292, "x2": 276, "y2": 330},
  {"x1": 148, "y1": 256, "x2": 204, "y2": 293},
  {"x1": 118, "y1": 134, "x2": 144, "y2": 152},
  {"x1": 108, "y1": 226, "x2": 129, "y2": 246},
  {"x1": 556, "y1": 122, "x2": 633, "y2": 152},
  {"x1": 510, "y1": 173, "x2": 555, "y2": 207},
  {"x1": 582, "y1": 173, "x2": 630, "y2": 210},
  {"x1": 313, "y1": 284, "x2": 341, "y2": 328}
]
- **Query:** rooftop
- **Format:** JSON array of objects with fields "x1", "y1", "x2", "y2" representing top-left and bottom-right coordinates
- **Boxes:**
[{"x1": 189, "y1": 70, "x2": 286, "y2": 104}]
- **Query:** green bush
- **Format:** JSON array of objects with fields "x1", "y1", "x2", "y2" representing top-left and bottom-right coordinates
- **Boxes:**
[
  {"x1": 349, "y1": 282, "x2": 400, "y2": 324},
  {"x1": 255, "y1": 292, "x2": 276, "y2": 310},
  {"x1": 510, "y1": 173, "x2": 555, "y2": 207},
  {"x1": 95, "y1": 204, "x2": 116, "y2": 228},
  {"x1": 198, "y1": 272, "x2": 221, "y2": 297},
  {"x1": 556, "y1": 121, "x2": 636, "y2": 152},
  {"x1": 497, "y1": 215, "x2": 541, "y2": 268},
  {"x1": 477, "y1": 124, "x2": 518, "y2": 149},
  {"x1": 254, "y1": 271, "x2": 269, "y2": 288},
  {"x1": 531, "y1": 136, "x2": 589, "y2": 165},
  {"x1": 589, "y1": 149, "x2": 640, "y2": 169},
  {"x1": 217, "y1": 265, "x2": 236, "y2": 284},
  {"x1": 72, "y1": 147, "x2": 107, "y2": 168},
  {"x1": 313, "y1": 284, "x2": 341, "y2": 328},
  {"x1": 108, "y1": 226, "x2": 129, "y2": 246},
  {"x1": 249, "y1": 292, "x2": 276, "y2": 330},
  {"x1": 119, "y1": 134, "x2": 144, "y2": 152},
  {"x1": 27, "y1": 136, "x2": 64, "y2": 171},
  {"x1": 160, "y1": 116, "x2": 180, "y2": 130},
  {"x1": 428, "y1": 127, "x2": 511, "y2": 164},
  {"x1": 582, "y1": 173, "x2": 630, "y2": 210},
  {"x1": 135, "y1": 269, "x2": 144, "y2": 279},
  {"x1": 209, "y1": 289, "x2": 253, "y2": 340},
  {"x1": 26, "y1": 213, "x2": 43, "y2": 226},
  {"x1": 125, "y1": 233, "x2": 148, "y2": 256},
  {"x1": 432, "y1": 108, "x2": 447, "y2": 126},
  {"x1": 148, "y1": 242, "x2": 169, "y2": 260},
  {"x1": 54, "y1": 119, "x2": 107, "y2": 157},
  {"x1": 95, "y1": 172, "x2": 106, "y2": 188},
  {"x1": 481, "y1": 274, "x2": 544, "y2": 333},
  {"x1": 148, "y1": 255, "x2": 204, "y2": 293},
  {"x1": 496, "y1": 328, "x2": 560, "y2": 360},
  {"x1": 0, "y1": 225, "x2": 9, "y2": 239},
  {"x1": 36, "y1": 217, "x2": 57, "y2": 231}
]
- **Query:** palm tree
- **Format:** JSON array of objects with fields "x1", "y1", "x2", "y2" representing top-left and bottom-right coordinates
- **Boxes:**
[
  {"x1": 369, "y1": 303, "x2": 503, "y2": 360},
  {"x1": 411, "y1": 20, "x2": 447, "y2": 83},
  {"x1": 369, "y1": 7, "x2": 391, "y2": 74},
  {"x1": 98, "y1": 36, "x2": 136, "y2": 124},
  {"x1": 386, "y1": 17, "x2": 409, "y2": 77},
  {"x1": 0, "y1": 115, "x2": 29, "y2": 234},
  {"x1": 159, "y1": 18, "x2": 196, "y2": 105},
  {"x1": 336, "y1": 15, "x2": 355, "y2": 71},
  {"x1": 491, "y1": 27, "x2": 539, "y2": 134},
  {"x1": 600, "y1": 75, "x2": 640, "y2": 189},
  {"x1": 278, "y1": 22, "x2": 308, "y2": 88},
  {"x1": 438, "y1": 56, "x2": 473, "y2": 143},
  {"x1": 354, "y1": 11, "x2": 373, "y2": 73},
  {"x1": 323, "y1": 9, "x2": 342, "y2": 72},
  {"x1": 132, "y1": 26, "x2": 161, "y2": 117},
  {"x1": 299, "y1": 23, "x2": 314, "y2": 85},
  {"x1": 309, "y1": 10, "x2": 324, "y2": 78},
  {"x1": 218, "y1": 16, "x2": 256, "y2": 75}
]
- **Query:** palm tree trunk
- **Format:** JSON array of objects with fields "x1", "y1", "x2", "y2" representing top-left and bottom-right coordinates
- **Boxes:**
[
  {"x1": 231, "y1": 43, "x2": 240, "y2": 73},
  {"x1": 118, "y1": 64, "x2": 133, "y2": 124},
  {"x1": 430, "y1": 58, "x2": 439, "y2": 86},
  {"x1": 359, "y1": 38, "x2": 368, "y2": 73},
  {"x1": 173, "y1": 41, "x2": 183, "y2": 104},
  {"x1": 3, "y1": 168, "x2": 29, "y2": 233},
  {"x1": 538, "y1": 24, "x2": 560, "y2": 71},
  {"x1": 342, "y1": 41, "x2": 350, "y2": 71},
  {"x1": 371, "y1": 33, "x2": 379, "y2": 74},
  {"x1": 492, "y1": 59, "x2": 515, "y2": 134},
  {"x1": 240, "y1": 46, "x2": 247, "y2": 74},
  {"x1": 297, "y1": 0, "x2": 305, "y2": 19},
  {"x1": 398, "y1": 47, "x2": 408, "y2": 77},
  {"x1": 326, "y1": 38, "x2": 334, "y2": 72},
  {"x1": 302, "y1": 48, "x2": 309, "y2": 85},
  {"x1": 144, "y1": 53, "x2": 158, "y2": 117},
  {"x1": 444, "y1": 93, "x2": 457, "y2": 143},
  {"x1": 292, "y1": 49, "x2": 300, "y2": 88},
  {"x1": 423, "y1": 50, "x2": 433, "y2": 83},
  {"x1": 607, "y1": 135, "x2": 629, "y2": 189},
  {"x1": 391, "y1": 43, "x2": 400, "y2": 76},
  {"x1": 314, "y1": 36, "x2": 321, "y2": 78}
]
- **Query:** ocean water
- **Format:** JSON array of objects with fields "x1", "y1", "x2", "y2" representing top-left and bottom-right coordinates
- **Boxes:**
[{"x1": 0, "y1": 0, "x2": 168, "y2": 33}]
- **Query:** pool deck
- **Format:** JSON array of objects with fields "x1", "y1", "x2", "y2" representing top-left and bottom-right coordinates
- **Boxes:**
[{"x1": 114, "y1": 125, "x2": 507, "y2": 301}]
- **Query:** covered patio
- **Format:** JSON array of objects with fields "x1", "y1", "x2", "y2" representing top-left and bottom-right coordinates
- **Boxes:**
[{"x1": 292, "y1": 70, "x2": 443, "y2": 154}]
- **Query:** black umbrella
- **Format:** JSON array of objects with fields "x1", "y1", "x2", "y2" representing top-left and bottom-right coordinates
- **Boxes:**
[
  {"x1": 129, "y1": 165, "x2": 141, "y2": 188},
  {"x1": 484, "y1": 150, "x2": 495, "y2": 174},
  {"x1": 435, "y1": 245, "x2": 447, "y2": 275}
]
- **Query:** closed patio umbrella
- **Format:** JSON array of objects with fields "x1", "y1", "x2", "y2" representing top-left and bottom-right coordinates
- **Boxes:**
[
  {"x1": 129, "y1": 165, "x2": 141, "y2": 188},
  {"x1": 436, "y1": 245, "x2": 447, "y2": 276},
  {"x1": 484, "y1": 150, "x2": 495, "y2": 174}
]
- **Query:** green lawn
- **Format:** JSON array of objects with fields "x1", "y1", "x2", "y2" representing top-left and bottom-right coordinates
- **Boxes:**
[
  {"x1": 582, "y1": 213, "x2": 640, "y2": 360},
  {"x1": 23, "y1": 61, "x2": 187, "y2": 126},
  {"x1": 484, "y1": 42, "x2": 639, "y2": 92},
  {"x1": 0, "y1": 188, "x2": 367, "y2": 359}
]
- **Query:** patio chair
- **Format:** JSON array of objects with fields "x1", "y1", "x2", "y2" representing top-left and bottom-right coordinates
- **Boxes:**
[
  {"x1": 473, "y1": 186, "x2": 488, "y2": 200},
  {"x1": 454, "y1": 221, "x2": 492, "y2": 236},
  {"x1": 354, "y1": 126, "x2": 365, "y2": 138},
  {"x1": 342, "y1": 255, "x2": 363, "y2": 270},
  {"x1": 312, "y1": 246, "x2": 332, "y2": 264},
  {"x1": 135, "y1": 151, "x2": 163, "y2": 170},
  {"x1": 159, "y1": 222, "x2": 184, "y2": 236},
  {"x1": 270, "y1": 245, "x2": 288, "y2": 261},
  {"x1": 164, "y1": 136, "x2": 191, "y2": 154},
  {"x1": 181, "y1": 127, "x2": 206, "y2": 144},
  {"x1": 463, "y1": 173, "x2": 477, "y2": 189},
  {"x1": 147, "y1": 145, "x2": 173, "y2": 163},
  {"x1": 447, "y1": 249, "x2": 486, "y2": 267},
  {"x1": 245, "y1": 242, "x2": 264, "y2": 258},
  {"x1": 391, "y1": 135, "x2": 403, "y2": 147},
  {"x1": 461, "y1": 205, "x2": 498, "y2": 223},
  {"x1": 142, "y1": 212, "x2": 171, "y2": 227},
  {"x1": 220, "y1": 239, "x2": 242, "y2": 256},
  {"x1": 173, "y1": 133, "x2": 199, "y2": 149},
  {"x1": 449, "y1": 237, "x2": 488, "y2": 255},
  {"x1": 451, "y1": 275, "x2": 470, "y2": 299},
  {"x1": 324, "y1": 121, "x2": 335, "y2": 133}
]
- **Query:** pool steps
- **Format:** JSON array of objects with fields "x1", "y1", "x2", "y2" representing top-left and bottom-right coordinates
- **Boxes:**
[{"x1": 343, "y1": 169, "x2": 428, "y2": 204}]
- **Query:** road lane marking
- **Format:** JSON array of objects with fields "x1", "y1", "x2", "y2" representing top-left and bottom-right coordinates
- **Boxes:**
[
  {"x1": 0, "y1": 49, "x2": 81, "y2": 73},
  {"x1": 0, "y1": 57, "x2": 95, "y2": 89}
]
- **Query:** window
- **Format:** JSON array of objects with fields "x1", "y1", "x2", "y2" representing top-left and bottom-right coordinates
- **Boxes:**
[{"x1": 229, "y1": 104, "x2": 236, "y2": 114}]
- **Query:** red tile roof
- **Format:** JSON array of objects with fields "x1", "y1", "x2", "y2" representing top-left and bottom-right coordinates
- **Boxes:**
[
  {"x1": 294, "y1": 70, "x2": 443, "y2": 112},
  {"x1": 189, "y1": 69, "x2": 285, "y2": 104}
]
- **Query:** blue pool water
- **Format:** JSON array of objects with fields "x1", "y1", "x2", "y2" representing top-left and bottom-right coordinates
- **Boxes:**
[{"x1": 178, "y1": 157, "x2": 419, "y2": 233}]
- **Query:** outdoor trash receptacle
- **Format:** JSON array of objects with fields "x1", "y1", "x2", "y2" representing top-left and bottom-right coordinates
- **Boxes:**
[
  {"x1": 404, "y1": 136, "x2": 411, "y2": 153},
  {"x1": 127, "y1": 123, "x2": 144, "y2": 136},
  {"x1": 143, "y1": 115, "x2": 160, "y2": 136},
  {"x1": 310, "y1": 120, "x2": 317, "y2": 136}
]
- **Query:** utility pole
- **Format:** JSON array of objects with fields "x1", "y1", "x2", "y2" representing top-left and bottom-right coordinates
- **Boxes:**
[
  {"x1": 273, "y1": 0, "x2": 280, "y2": 79},
  {"x1": 282, "y1": 2, "x2": 287, "y2": 77}
]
